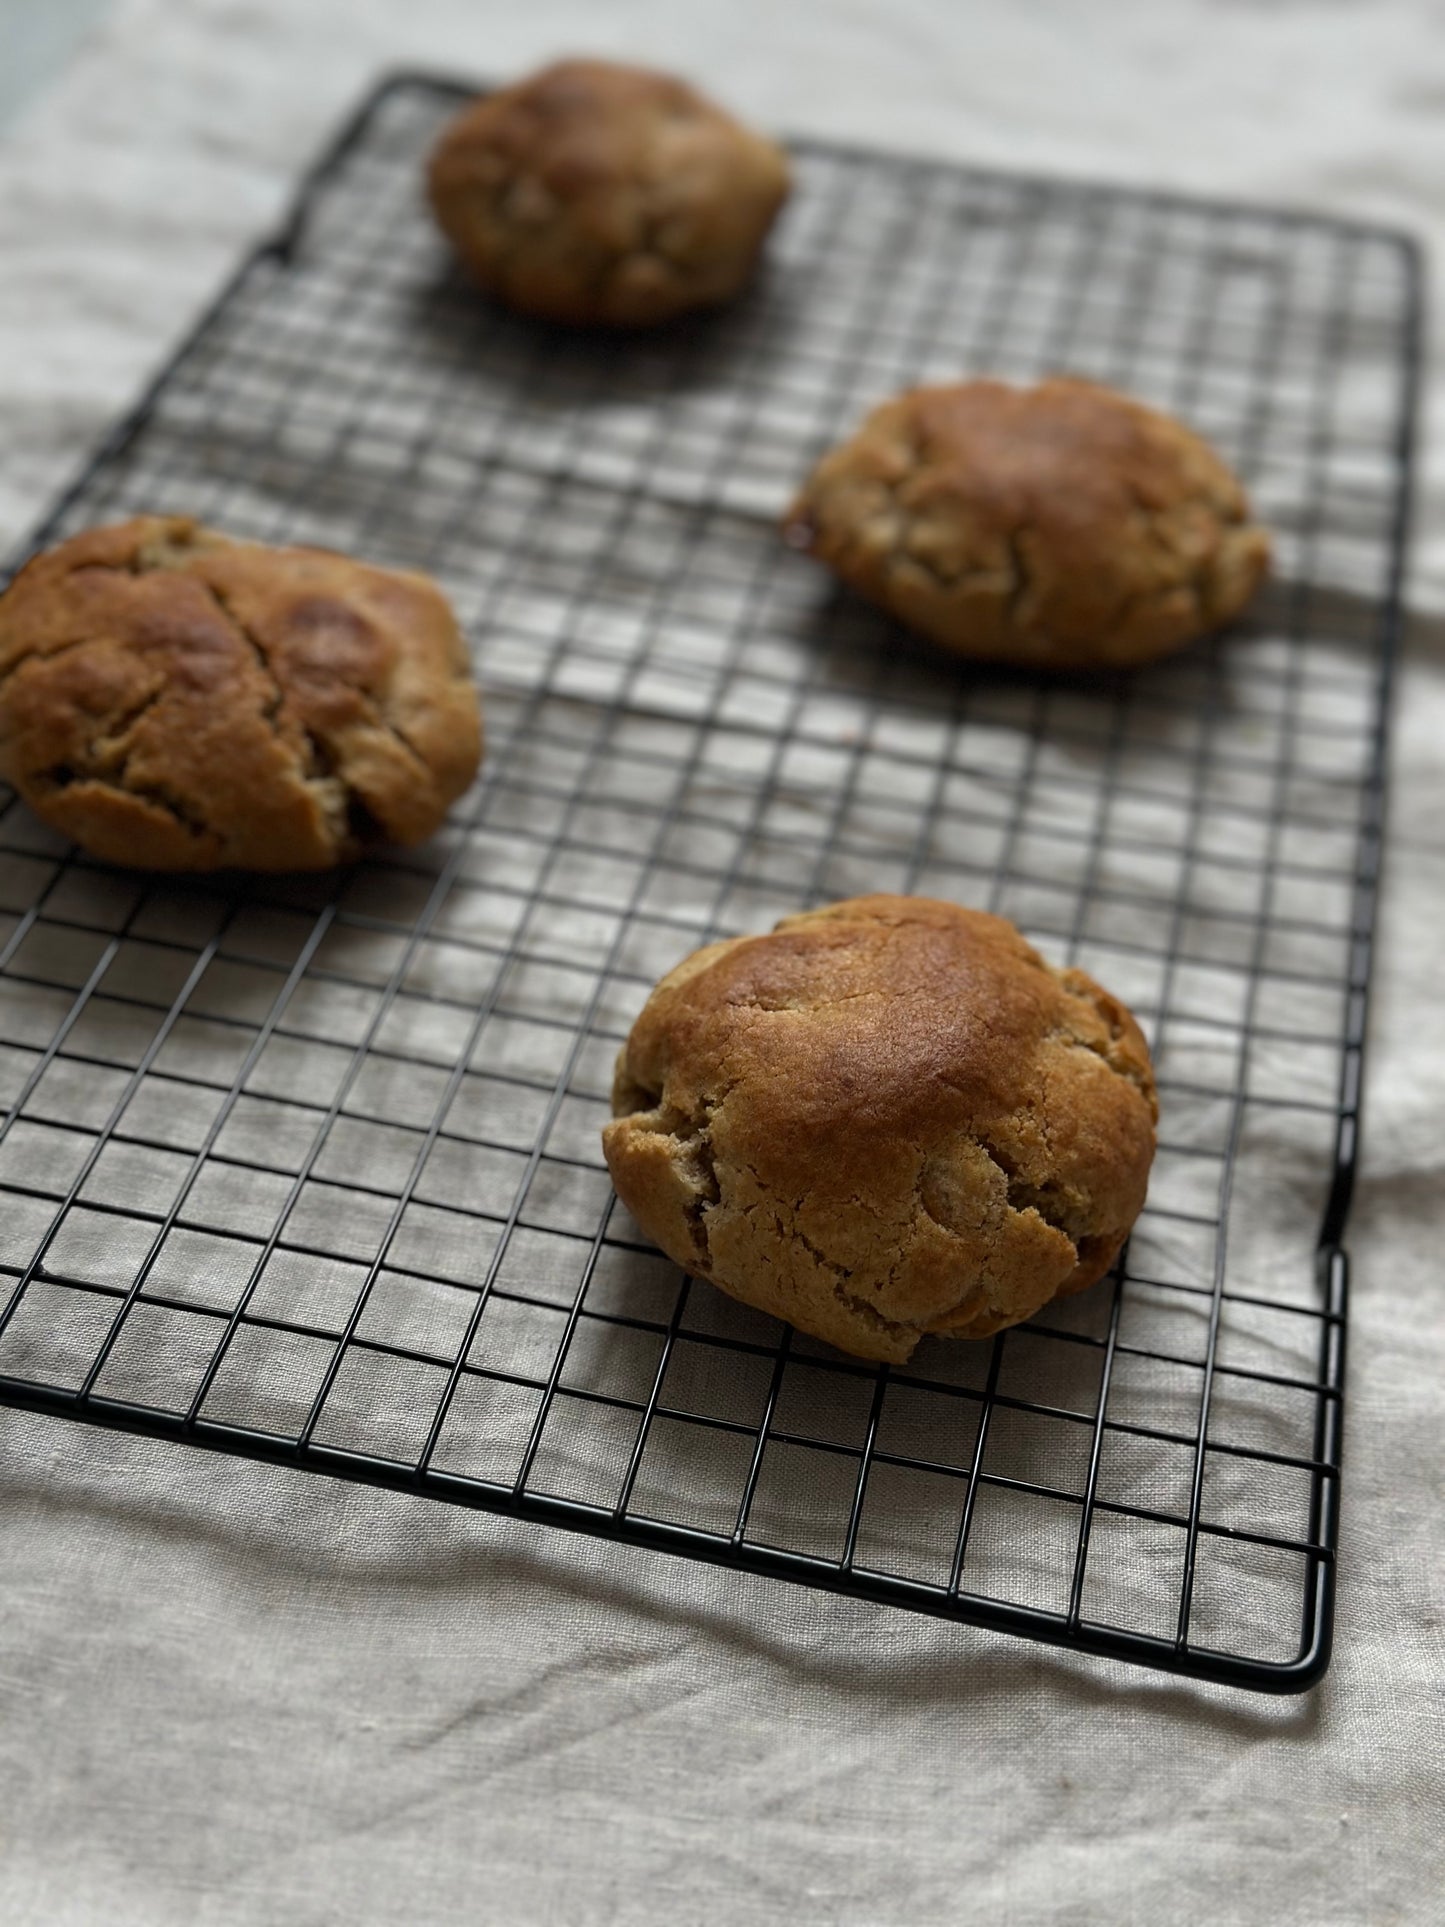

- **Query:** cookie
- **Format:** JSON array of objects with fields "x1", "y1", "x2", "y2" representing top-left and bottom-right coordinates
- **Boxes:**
[
  {"x1": 427, "y1": 59, "x2": 791, "y2": 327},
  {"x1": 603, "y1": 895, "x2": 1157, "y2": 1364},
  {"x1": 785, "y1": 377, "x2": 1270, "y2": 670},
  {"x1": 0, "y1": 516, "x2": 482, "y2": 870}
]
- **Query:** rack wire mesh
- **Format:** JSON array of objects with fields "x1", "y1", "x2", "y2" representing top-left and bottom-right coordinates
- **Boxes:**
[{"x1": 0, "y1": 74, "x2": 1419, "y2": 1691}]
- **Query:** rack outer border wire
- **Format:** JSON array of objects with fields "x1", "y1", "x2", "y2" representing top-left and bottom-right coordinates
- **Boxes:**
[{"x1": 0, "y1": 71, "x2": 1423, "y2": 1695}]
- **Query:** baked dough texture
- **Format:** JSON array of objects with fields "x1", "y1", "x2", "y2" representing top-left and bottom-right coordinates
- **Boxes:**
[
  {"x1": 785, "y1": 377, "x2": 1270, "y2": 670},
  {"x1": 427, "y1": 59, "x2": 791, "y2": 327},
  {"x1": 603, "y1": 896, "x2": 1158, "y2": 1364},
  {"x1": 0, "y1": 516, "x2": 482, "y2": 870}
]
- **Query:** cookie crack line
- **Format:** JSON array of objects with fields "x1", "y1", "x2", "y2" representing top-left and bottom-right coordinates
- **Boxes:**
[
  {"x1": 1003, "y1": 526, "x2": 1035, "y2": 631},
  {"x1": 200, "y1": 578, "x2": 405, "y2": 847},
  {"x1": 879, "y1": 488, "x2": 1203, "y2": 641},
  {"x1": 829, "y1": 1276, "x2": 918, "y2": 1342},
  {"x1": 1105, "y1": 526, "x2": 1231, "y2": 636},
  {"x1": 362, "y1": 695, "x2": 433, "y2": 777},
  {"x1": 201, "y1": 579, "x2": 287, "y2": 726},
  {"x1": 750, "y1": 1184, "x2": 923, "y2": 1343},
  {"x1": 86, "y1": 683, "x2": 170, "y2": 781},
  {"x1": 975, "y1": 1130, "x2": 1081, "y2": 1242},
  {"x1": 0, "y1": 632, "x2": 100, "y2": 697},
  {"x1": 1046, "y1": 1018, "x2": 1154, "y2": 1101},
  {"x1": 681, "y1": 1109, "x2": 722, "y2": 1264},
  {"x1": 860, "y1": 463, "x2": 1024, "y2": 602},
  {"x1": 34, "y1": 765, "x2": 214, "y2": 841},
  {"x1": 789, "y1": 1217, "x2": 849, "y2": 1283},
  {"x1": 824, "y1": 469, "x2": 1071, "y2": 645},
  {"x1": 620, "y1": 1079, "x2": 723, "y2": 1269}
]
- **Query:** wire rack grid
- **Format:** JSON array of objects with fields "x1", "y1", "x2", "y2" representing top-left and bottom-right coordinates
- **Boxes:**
[{"x1": 0, "y1": 74, "x2": 1419, "y2": 1691}]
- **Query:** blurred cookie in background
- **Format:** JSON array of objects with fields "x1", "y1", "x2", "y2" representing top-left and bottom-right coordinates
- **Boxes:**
[
  {"x1": 786, "y1": 377, "x2": 1270, "y2": 671},
  {"x1": 427, "y1": 59, "x2": 791, "y2": 327}
]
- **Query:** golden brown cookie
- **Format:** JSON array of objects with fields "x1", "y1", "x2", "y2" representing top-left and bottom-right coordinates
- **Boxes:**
[
  {"x1": 427, "y1": 59, "x2": 791, "y2": 327},
  {"x1": 785, "y1": 377, "x2": 1270, "y2": 670},
  {"x1": 603, "y1": 895, "x2": 1157, "y2": 1364},
  {"x1": 0, "y1": 516, "x2": 482, "y2": 871}
]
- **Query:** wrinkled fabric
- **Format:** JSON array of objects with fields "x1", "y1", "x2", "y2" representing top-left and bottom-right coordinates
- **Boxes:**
[{"x1": 0, "y1": 4, "x2": 1442, "y2": 1924}]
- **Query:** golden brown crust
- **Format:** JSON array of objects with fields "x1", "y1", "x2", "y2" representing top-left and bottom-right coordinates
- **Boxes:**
[
  {"x1": 603, "y1": 895, "x2": 1158, "y2": 1364},
  {"x1": 784, "y1": 377, "x2": 1270, "y2": 670},
  {"x1": 427, "y1": 58, "x2": 791, "y2": 327},
  {"x1": 0, "y1": 516, "x2": 482, "y2": 871}
]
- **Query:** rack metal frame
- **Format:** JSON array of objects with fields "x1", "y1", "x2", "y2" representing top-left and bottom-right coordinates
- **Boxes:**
[{"x1": 0, "y1": 74, "x2": 1420, "y2": 1692}]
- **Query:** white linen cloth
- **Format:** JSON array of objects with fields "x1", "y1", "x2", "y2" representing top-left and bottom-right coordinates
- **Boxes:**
[{"x1": 0, "y1": 3, "x2": 1441, "y2": 1922}]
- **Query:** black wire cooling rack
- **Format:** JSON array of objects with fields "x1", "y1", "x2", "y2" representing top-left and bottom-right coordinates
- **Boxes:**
[{"x1": 0, "y1": 74, "x2": 1419, "y2": 1692}]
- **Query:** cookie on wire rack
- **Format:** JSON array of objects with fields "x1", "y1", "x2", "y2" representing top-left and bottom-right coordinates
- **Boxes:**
[
  {"x1": 427, "y1": 59, "x2": 791, "y2": 327},
  {"x1": 603, "y1": 894, "x2": 1158, "y2": 1364},
  {"x1": 0, "y1": 516, "x2": 481, "y2": 871},
  {"x1": 785, "y1": 377, "x2": 1270, "y2": 671}
]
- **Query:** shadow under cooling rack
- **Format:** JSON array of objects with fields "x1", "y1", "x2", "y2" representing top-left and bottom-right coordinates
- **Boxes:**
[{"x1": 0, "y1": 72, "x2": 1420, "y2": 1692}]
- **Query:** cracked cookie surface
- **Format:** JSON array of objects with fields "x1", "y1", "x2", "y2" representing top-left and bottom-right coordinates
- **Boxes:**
[
  {"x1": 0, "y1": 516, "x2": 482, "y2": 870},
  {"x1": 785, "y1": 377, "x2": 1270, "y2": 670},
  {"x1": 427, "y1": 59, "x2": 791, "y2": 327},
  {"x1": 602, "y1": 895, "x2": 1158, "y2": 1364}
]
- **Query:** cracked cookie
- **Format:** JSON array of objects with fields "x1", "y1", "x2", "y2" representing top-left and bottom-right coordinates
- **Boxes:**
[
  {"x1": 0, "y1": 516, "x2": 482, "y2": 870},
  {"x1": 426, "y1": 59, "x2": 791, "y2": 327},
  {"x1": 602, "y1": 895, "x2": 1157, "y2": 1364},
  {"x1": 785, "y1": 377, "x2": 1270, "y2": 670}
]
